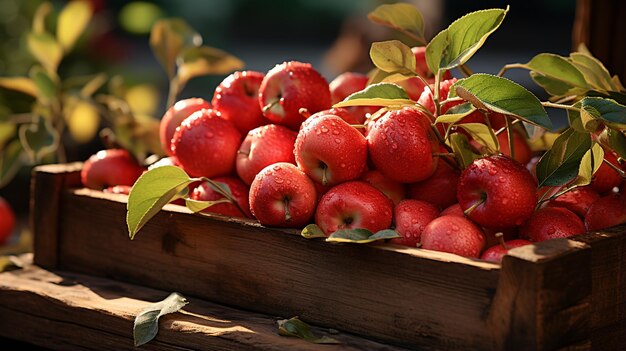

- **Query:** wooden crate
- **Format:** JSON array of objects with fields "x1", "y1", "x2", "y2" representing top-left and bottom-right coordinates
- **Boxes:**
[{"x1": 31, "y1": 163, "x2": 626, "y2": 350}]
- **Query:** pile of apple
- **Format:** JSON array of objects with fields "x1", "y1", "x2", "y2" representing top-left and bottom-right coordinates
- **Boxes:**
[{"x1": 79, "y1": 45, "x2": 626, "y2": 264}]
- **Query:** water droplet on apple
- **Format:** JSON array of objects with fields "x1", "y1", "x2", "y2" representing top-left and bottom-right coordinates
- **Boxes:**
[
  {"x1": 334, "y1": 138, "x2": 341, "y2": 144},
  {"x1": 452, "y1": 225, "x2": 459, "y2": 231},
  {"x1": 321, "y1": 126, "x2": 329, "y2": 133},
  {"x1": 488, "y1": 168, "x2": 498, "y2": 175},
  {"x1": 275, "y1": 177, "x2": 284, "y2": 184},
  {"x1": 340, "y1": 163, "x2": 346, "y2": 168},
  {"x1": 332, "y1": 129, "x2": 340, "y2": 135},
  {"x1": 547, "y1": 226, "x2": 556, "y2": 234}
]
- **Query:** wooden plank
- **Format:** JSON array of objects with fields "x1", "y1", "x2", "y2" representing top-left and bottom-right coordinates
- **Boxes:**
[
  {"x1": 56, "y1": 189, "x2": 500, "y2": 350},
  {"x1": 0, "y1": 255, "x2": 402, "y2": 351},
  {"x1": 31, "y1": 163, "x2": 82, "y2": 268}
]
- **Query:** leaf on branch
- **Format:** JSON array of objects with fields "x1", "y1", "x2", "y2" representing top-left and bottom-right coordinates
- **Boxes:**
[
  {"x1": 57, "y1": 0, "x2": 92, "y2": 52},
  {"x1": 0, "y1": 77, "x2": 39, "y2": 97},
  {"x1": 456, "y1": 123, "x2": 499, "y2": 152},
  {"x1": 134, "y1": 292, "x2": 188, "y2": 347},
  {"x1": 367, "y1": 3, "x2": 426, "y2": 45},
  {"x1": 449, "y1": 133, "x2": 481, "y2": 169},
  {"x1": 574, "y1": 143, "x2": 604, "y2": 186},
  {"x1": 426, "y1": 6, "x2": 508, "y2": 73},
  {"x1": 535, "y1": 128, "x2": 592, "y2": 187},
  {"x1": 277, "y1": 317, "x2": 340, "y2": 344},
  {"x1": 606, "y1": 128, "x2": 626, "y2": 159},
  {"x1": 29, "y1": 66, "x2": 58, "y2": 103},
  {"x1": 27, "y1": 32, "x2": 62, "y2": 73},
  {"x1": 333, "y1": 83, "x2": 413, "y2": 108},
  {"x1": 370, "y1": 40, "x2": 416, "y2": 75},
  {"x1": 326, "y1": 228, "x2": 400, "y2": 244},
  {"x1": 177, "y1": 46, "x2": 244, "y2": 85},
  {"x1": 150, "y1": 18, "x2": 202, "y2": 79},
  {"x1": 301, "y1": 224, "x2": 326, "y2": 239}
]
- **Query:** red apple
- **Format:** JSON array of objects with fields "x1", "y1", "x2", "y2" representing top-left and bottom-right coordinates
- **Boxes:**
[
  {"x1": 236, "y1": 124, "x2": 297, "y2": 185},
  {"x1": 0, "y1": 197, "x2": 15, "y2": 245},
  {"x1": 520, "y1": 207, "x2": 585, "y2": 242},
  {"x1": 441, "y1": 203, "x2": 464, "y2": 217},
  {"x1": 171, "y1": 109, "x2": 242, "y2": 178},
  {"x1": 315, "y1": 181, "x2": 392, "y2": 236},
  {"x1": 457, "y1": 155, "x2": 537, "y2": 229},
  {"x1": 294, "y1": 114, "x2": 367, "y2": 186},
  {"x1": 81, "y1": 149, "x2": 145, "y2": 190},
  {"x1": 496, "y1": 129, "x2": 532, "y2": 165},
  {"x1": 367, "y1": 107, "x2": 439, "y2": 183},
  {"x1": 391, "y1": 199, "x2": 439, "y2": 247},
  {"x1": 258, "y1": 61, "x2": 331, "y2": 130},
  {"x1": 546, "y1": 186, "x2": 600, "y2": 218},
  {"x1": 159, "y1": 98, "x2": 211, "y2": 156},
  {"x1": 191, "y1": 176, "x2": 252, "y2": 218},
  {"x1": 420, "y1": 215, "x2": 486, "y2": 258},
  {"x1": 481, "y1": 238, "x2": 532, "y2": 263},
  {"x1": 408, "y1": 160, "x2": 460, "y2": 209},
  {"x1": 591, "y1": 150, "x2": 624, "y2": 194},
  {"x1": 212, "y1": 71, "x2": 268, "y2": 134},
  {"x1": 249, "y1": 163, "x2": 317, "y2": 227},
  {"x1": 360, "y1": 169, "x2": 406, "y2": 205},
  {"x1": 396, "y1": 47, "x2": 452, "y2": 101},
  {"x1": 585, "y1": 193, "x2": 626, "y2": 231},
  {"x1": 309, "y1": 107, "x2": 366, "y2": 126}
]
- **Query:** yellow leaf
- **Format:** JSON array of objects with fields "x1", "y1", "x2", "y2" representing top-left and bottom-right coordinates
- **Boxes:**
[
  {"x1": 177, "y1": 46, "x2": 244, "y2": 85},
  {"x1": 0, "y1": 122, "x2": 16, "y2": 147},
  {"x1": 27, "y1": 33, "x2": 62, "y2": 73},
  {"x1": 67, "y1": 101, "x2": 100, "y2": 144},
  {"x1": 57, "y1": 0, "x2": 92, "y2": 52},
  {"x1": 575, "y1": 143, "x2": 604, "y2": 186},
  {"x1": 150, "y1": 18, "x2": 201, "y2": 78},
  {"x1": 369, "y1": 40, "x2": 416, "y2": 74},
  {"x1": 0, "y1": 77, "x2": 38, "y2": 97},
  {"x1": 125, "y1": 84, "x2": 160, "y2": 116},
  {"x1": 32, "y1": 2, "x2": 53, "y2": 34}
]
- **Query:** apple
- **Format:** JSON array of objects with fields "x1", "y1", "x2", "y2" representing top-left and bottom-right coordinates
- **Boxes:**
[
  {"x1": 391, "y1": 199, "x2": 439, "y2": 247},
  {"x1": 360, "y1": 169, "x2": 406, "y2": 205},
  {"x1": 546, "y1": 186, "x2": 600, "y2": 218},
  {"x1": 258, "y1": 61, "x2": 331, "y2": 130},
  {"x1": 315, "y1": 181, "x2": 393, "y2": 236},
  {"x1": 308, "y1": 107, "x2": 368, "y2": 127},
  {"x1": 441, "y1": 203, "x2": 464, "y2": 217},
  {"x1": 585, "y1": 193, "x2": 626, "y2": 231},
  {"x1": 81, "y1": 149, "x2": 145, "y2": 190},
  {"x1": 159, "y1": 98, "x2": 211, "y2": 156},
  {"x1": 212, "y1": 71, "x2": 268, "y2": 134},
  {"x1": 457, "y1": 155, "x2": 537, "y2": 229},
  {"x1": 329, "y1": 72, "x2": 378, "y2": 124},
  {"x1": 367, "y1": 107, "x2": 439, "y2": 183},
  {"x1": 520, "y1": 207, "x2": 585, "y2": 242},
  {"x1": 591, "y1": 150, "x2": 624, "y2": 194},
  {"x1": 408, "y1": 160, "x2": 460, "y2": 209},
  {"x1": 191, "y1": 176, "x2": 252, "y2": 218},
  {"x1": 481, "y1": 235, "x2": 532, "y2": 263},
  {"x1": 236, "y1": 124, "x2": 297, "y2": 185},
  {"x1": 496, "y1": 129, "x2": 532, "y2": 165},
  {"x1": 249, "y1": 162, "x2": 317, "y2": 227},
  {"x1": 171, "y1": 109, "x2": 242, "y2": 178},
  {"x1": 417, "y1": 78, "x2": 481, "y2": 120},
  {"x1": 294, "y1": 114, "x2": 367, "y2": 186},
  {"x1": 0, "y1": 197, "x2": 15, "y2": 245},
  {"x1": 420, "y1": 215, "x2": 486, "y2": 258}
]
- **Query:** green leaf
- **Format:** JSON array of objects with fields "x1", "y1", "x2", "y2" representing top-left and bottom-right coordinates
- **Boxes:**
[
  {"x1": 57, "y1": 0, "x2": 92, "y2": 52},
  {"x1": 567, "y1": 101, "x2": 585, "y2": 133},
  {"x1": 606, "y1": 128, "x2": 626, "y2": 159},
  {"x1": 27, "y1": 32, "x2": 62, "y2": 73},
  {"x1": 0, "y1": 122, "x2": 16, "y2": 147},
  {"x1": 333, "y1": 83, "x2": 413, "y2": 108},
  {"x1": 184, "y1": 198, "x2": 229, "y2": 213},
  {"x1": 449, "y1": 74, "x2": 552, "y2": 129},
  {"x1": 277, "y1": 317, "x2": 340, "y2": 344},
  {"x1": 570, "y1": 53, "x2": 615, "y2": 92},
  {"x1": 0, "y1": 77, "x2": 38, "y2": 97},
  {"x1": 457, "y1": 123, "x2": 499, "y2": 152},
  {"x1": 18, "y1": 116, "x2": 59, "y2": 163},
  {"x1": 32, "y1": 2, "x2": 52, "y2": 34},
  {"x1": 0, "y1": 139, "x2": 25, "y2": 188},
  {"x1": 574, "y1": 143, "x2": 604, "y2": 186},
  {"x1": 127, "y1": 166, "x2": 195, "y2": 239},
  {"x1": 0, "y1": 256, "x2": 24, "y2": 272},
  {"x1": 370, "y1": 40, "x2": 416, "y2": 75},
  {"x1": 134, "y1": 292, "x2": 188, "y2": 347},
  {"x1": 367, "y1": 3, "x2": 425, "y2": 44},
  {"x1": 29, "y1": 66, "x2": 57, "y2": 102},
  {"x1": 426, "y1": 7, "x2": 508, "y2": 73},
  {"x1": 150, "y1": 18, "x2": 201, "y2": 78},
  {"x1": 301, "y1": 224, "x2": 326, "y2": 239},
  {"x1": 177, "y1": 46, "x2": 244, "y2": 85},
  {"x1": 325, "y1": 228, "x2": 400, "y2": 244},
  {"x1": 449, "y1": 132, "x2": 481, "y2": 168},
  {"x1": 526, "y1": 53, "x2": 588, "y2": 87},
  {"x1": 579, "y1": 97, "x2": 626, "y2": 129},
  {"x1": 536, "y1": 128, "x2": 592, "y2": 187},
  {"x1": 434, "y1": 103, "x2": 477, "y2": 124}
]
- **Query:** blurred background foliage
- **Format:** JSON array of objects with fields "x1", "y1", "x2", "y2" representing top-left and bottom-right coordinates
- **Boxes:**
[{"x1": 0, "y1": 0, "x2": 575, "y2": 236}]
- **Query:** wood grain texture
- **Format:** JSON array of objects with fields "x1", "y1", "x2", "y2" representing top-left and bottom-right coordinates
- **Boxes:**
[
  {"x1": 0, "y1": 255, "x2": 402, "y2": 351},
  {"x1": 31, "y1": 163, "x2": 82, "y2": 268}
]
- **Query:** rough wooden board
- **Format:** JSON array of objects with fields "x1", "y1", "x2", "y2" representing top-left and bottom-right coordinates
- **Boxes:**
[{"x1": 0, "y1": 255, "x2": 405, "y2": 351}]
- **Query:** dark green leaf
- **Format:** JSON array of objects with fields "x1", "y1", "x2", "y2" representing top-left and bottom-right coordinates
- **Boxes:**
[
  {"x1": 177, "y1": 46, "x2": 244, "y2": 84},
  {"x1": 18, "y1": 116, "x2": 59, "y2": 163},
  {"x1": 301, "y1": 224, "x2": 326, "y2": 239},
  {"x1": 579, "y1": 97, "x2": 626, "y2": 128},
  {"x1": 277, "y1": 317, "x2": 340, "y2": 344},
  {"x1": 29, "y1": 66, "x2": 57, "y2": 102},
  {"x1": 370, "y1": 40, "x2": 416, "y2": 74},
  {"x1": 367, "y1": 3, "x2": 425, "y2": 44},
  {"x1": 449, "y1": 74, "x2": 552, "y2": 129},
  {"x1": 606, "y1": 128, "x2": 626, "y2": 159},
  {"x1": 325, "y1": 228, "x2": 400, "y2": 243},
  {"x1": 134, "y1": 292, "x2": 188, "y2": 347},
  {"x1": 127, "y1": 166, "x2": 195, "y2": 239},
  {"x1": 426, "y1": 7, "x2": 508, "y2": 72},
  {"x1": 449, "y1": 133, "x2": 481, "y2": 168},
  {"x1": 150, "y1": 18, "x2": 201, "y2": 78},
  {"x1": 333, "y1": 83, "x2": 413, "y2": 108},
  {"x1": 536, "y1": 128, "x2": 592, "y2": 187}
]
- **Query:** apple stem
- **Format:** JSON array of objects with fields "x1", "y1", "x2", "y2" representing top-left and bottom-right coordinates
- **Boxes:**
[
  {"x1": 463, "y1": 197, "x2": 485, "y2": 216},
  {"x1": 284, "y1": 197, "x2": 292, "y2": 222},
  {"x1": 299, "y1": 108, "x2": 311, "y2": 118},
  {"x1": 496, "y1": 232, "x2": 508, "y2": 250},
  {"x1": 350, "y1": 124, "x2": 366, "y2": 129},
  {"x1": 603, "y1": 158, "x2": 626, "y2": 179},
  {"x1": 320, "y1": 162, "x2": 329, "y2": 185},
  {"x1": 262, "y1": 99, "x2": 280, "y2": 113}
]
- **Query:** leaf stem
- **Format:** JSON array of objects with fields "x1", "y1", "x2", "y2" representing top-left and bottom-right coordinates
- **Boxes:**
[
  {"x1": 536, "y1": 185, "x2": 577, "y2": 209},
  {"x1": 541, "y1": 101, "x2": 580, "y2": 112},
  {"x1": 198, "y1": 177, "x2": 248, "y2": 217},
  {"x1": 497, "y1": 63, "x2": 526, "y2": 77},
  {"x1": 434, "y1": 70, "x2": 442, "y2": 117},
  {"x1": 505, "y1": 116, "x2": 515, "y2": 161},
  {"x1": 459, "y1": 64, "x2": 473, "y2": 78}
]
